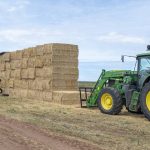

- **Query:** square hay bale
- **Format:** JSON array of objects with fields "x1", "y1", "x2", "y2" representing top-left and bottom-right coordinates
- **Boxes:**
[
  {"x1": 61, "y1": 91, "x2": 80, "y2": 105},
  {"x1": 30, "y1": 48, "x2": 37, "y2": 57},
  {"x1": 28, "y1": 68, "x2": 35, "y2": 79},
  {"x1": 10, "y1": 61, "x2": 16, "y2": 70},
  {"x1": 35, "y1": 68, "x2": 43, "y2": 78},
  {"x1": 35, "y1": 79, "x2": 43, "y2": 90},
  {"x1": 15, "y1": 60, "x2": 21, "y2": 69},
  {"x1": 43, "y1": 67, "x2": 52, "y2": 78},
  {"x1": 36, "y1": 46, "x2": 44, "y2": 56},
  {"x1": 35, "y1": 67, "x2": 52, "y2": 78},
  {"x1": 43, "y1": 44, "x2": 52, "y2": 54},
  {"x1": 16, "y1": 51, "x2": 22, "y2": 60},
  {"x1": 21, "y1": 69, "x2": 28, "y2": 79},
  {"x1": 5, "y1": 70, "x2": 11, "y2": 79},
  {"x1": 9, "y1": 79, "x2": 14, "y2": 88},
  {"x1": 42, "y1": 55, "x2": 52, "y2": 66},
  {"x1": 35, "y1": 56, "x2": 43, "y2": 68},
  {"x1": 27, "y1": 90, "x2": 43, "y2": 100},
  {"x1": 28, "y1": 58, "x2": 35, "y2": 68},
  {"x1": 43, "y1": 91, "x2": 52, "y2": 101},
  {"x1": 1, "y1": 79, "x2": 7, "y2": 88},
  {"x1": 52, "y1": 91, "x2": 80, "y2": 105},
  {"x1": 14, "y1": 80, "x2": 21, "y2": 88},
  {"x1": 14, "y1": 69, "x2": 21, "y2": 79},
  {"x1": 3, "y1": 53, "x2": 10, "y2": 62},
  {"x1": 10, "y1": 52, "x2": 16, "y2": 60},
  {"x1": 21, "y1": 58, "x2": 28, "y2": 69},
  {"x1": 5, "y1": 62, "x2": 11, "y2": 70},
  {"x1": 22, "y1": 49, "x2": 30, "y2": 58},
  {"x1": 10, "y1": 70, "x2": 15, "y2": 78},
  {"x1": 42, "y1": 79, "x2": 51, "y2": 91},
  {"x1": 0, "y1": 71, "x2": 5, "y2": 78},
  {"x1": 52, "y1": 91, "x2": 63, "y2": 103},
  {"x1": 0, "y1": 63, "x2": 6, "y2": 71},
  {"x1": 19, "y1": 89, "x2": 28, "y2": 98},
  {"x1": 20, "y1": 80, "x2": 28, "y2": 89},
  {"x1": 28, "y1": 80, "x2": 36, "y2": 90}
]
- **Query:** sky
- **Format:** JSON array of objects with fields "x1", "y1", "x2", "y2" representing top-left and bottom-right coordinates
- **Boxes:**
[{"x1": 0, "y1": 0, "x2": 150, "y2": 62}]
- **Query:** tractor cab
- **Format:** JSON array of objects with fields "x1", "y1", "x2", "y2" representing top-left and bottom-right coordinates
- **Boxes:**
[{"x1": 137, "y1": 52, "x2": 150, "y2": 89}]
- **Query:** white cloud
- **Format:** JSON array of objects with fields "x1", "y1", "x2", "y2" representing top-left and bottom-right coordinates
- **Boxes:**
[
  {"x1": 98, "y1": 32, "x2": 146, "y2": 44},
  {"x1": 0, "y1": 29, "x2": 64, "y2": 44}
]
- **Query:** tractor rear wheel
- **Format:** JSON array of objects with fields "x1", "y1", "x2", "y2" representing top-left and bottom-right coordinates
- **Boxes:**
[
  {"x1": 140, "y1": 82, "x2": 150, "y2": 120},
  {"x1": 97, "y1": 87, "x2": 123, "y2": 115}
]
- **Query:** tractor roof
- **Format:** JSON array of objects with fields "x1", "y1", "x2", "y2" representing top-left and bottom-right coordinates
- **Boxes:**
[{"x1": 137, "y1": 52, "x2": 150, "y2": 57}]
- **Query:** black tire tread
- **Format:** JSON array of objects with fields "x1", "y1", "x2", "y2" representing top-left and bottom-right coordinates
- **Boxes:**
[
  {"x1": 140, "y1": 82, "x2": 150, "y2": 120},
  {"x1": 97, "y1": 87, "x2": 123, "y2": 115}
]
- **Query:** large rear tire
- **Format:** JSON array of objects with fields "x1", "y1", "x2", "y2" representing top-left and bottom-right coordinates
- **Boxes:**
[
  {"x1": 140, "y1": 82, "x2": 150, "y2": 120},
  {"x1": 97, "y1": 87, "x2": 123, "y2": 115}
]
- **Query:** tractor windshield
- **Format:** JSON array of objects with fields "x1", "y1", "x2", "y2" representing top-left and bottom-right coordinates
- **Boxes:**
[{"x1": 139, "y1": 57, "x2": 150, "y2": 72}]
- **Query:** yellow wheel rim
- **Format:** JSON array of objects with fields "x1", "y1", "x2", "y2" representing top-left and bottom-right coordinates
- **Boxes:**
[
  {"x1": 101, "y1": 93, "x2": 113, "y2": 110},
  {"x1": 146, "y1": 91, "x2": 150, "y2": 111}
]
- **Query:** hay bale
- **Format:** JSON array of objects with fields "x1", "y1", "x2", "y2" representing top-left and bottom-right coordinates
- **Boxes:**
[
  {"x1": 15, "y1": 60, "x2": 21, "y2": 69},
  {"x1": 43, "y1": 91, "x2": 52, "y2": 101},
  {"x1": 8, "y1": 79, "x2": 14, "y2": 88},
  {"x1": 43, "y1": 44, "x2": 52, "y2": 54},
  {"x1": 35, "y1": 67, "x2": 52, "y2": 78},
  {"x1": 35, "y1": 56, "x2": 43, "y2": 68},
  {"x1": 30, "y1": 48, "x2": 37, "y2": 57},
  {"x1": 5, "y1": 70, "x2": 11, "y2": 79},
  {"x1": 3, "y1": 53, "x2": 10, "y2": 62},
  {"x1": 28, "y1": 58, "x2": 35, "y2": 68},
  {"x1": 16, "y1": 51, "x2": 22, "y2": 60},
  {"x1": 28, "y1": 79, "x2": 51, "y2": 91},
  {"x1": 19, "y1": 89, "x2": 28, "y2": 98},
  {"x1": 28, "y1": 80, "x2": 36, "y2": 90},
  {"x1": 21, "y1": 69, "x2": 28, "y2": 79},
  {"x1": 36, "y1": 46, "x2": 44, "y2": 56},
  {"x1": 14, "y1": 69, "x2": 21, "y2": 79},
  {"x1": 28, "y1": 68, "x2": 35, "y2": 79},
  {"x1": 22, "y1": 49, "x2": 30, "y2": 58},
  {"x1": 5, "y1": 62, "x2": 11, "y2": 70},
  {"x1": 10, "y1": 52, "x2": 16, "y2": 60},
  {"x1": 21, "y1": 58, "x2": 28, "y2": 69},
  {"x1": 10, "y1": 61, "x2": 15, "y2": 70},
  {"x1": 27, "y1": 90, "x2": 43, "y2": 100},
  {"x1": 14, "y1": 80, "x2": 28, "y2": 89},
  {"x1": 52, "y1": 91, "x2": 80, "y2": 105},
  {"x1": 42, "y1": 79, "x2": 51, "y2": 91},
  {"x1": 42, "y1": 55, "x2": 52, "y2": 66},
  {"x1": 1, "y1": 79, "x2": 5, "y2": 88},
  {"x1": 10, "y1": 70, "x2": 15, "y2": 78},
  {"x1": 0, "y1": 62, "x2": 6, "y2": 71},
  {"x1": 35, "y1": 79, "x2": 43, "y2": 90}
]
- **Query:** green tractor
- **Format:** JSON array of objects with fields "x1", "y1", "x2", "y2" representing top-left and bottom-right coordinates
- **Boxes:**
[{"x1": 79, "y1": 45, "x2": 150, "y2": 121}]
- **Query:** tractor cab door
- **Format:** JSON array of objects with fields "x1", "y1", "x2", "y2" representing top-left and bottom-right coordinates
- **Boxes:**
[{"x1": 137, "y1": 56, "x2": 150, "y2": 89}]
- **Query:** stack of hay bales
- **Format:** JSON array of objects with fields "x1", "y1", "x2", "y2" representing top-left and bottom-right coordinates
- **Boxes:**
[{"x1": 0, "y1": 43, "x2": 79, "y2": 105}]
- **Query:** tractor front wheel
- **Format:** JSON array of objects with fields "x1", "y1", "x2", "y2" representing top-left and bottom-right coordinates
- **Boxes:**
[
  {"x1": 140, "y1": 82, "x2": 150, "y2": 120},
  {"x1": 97, "y1": 87, "x2": 123, "y2": 115}
]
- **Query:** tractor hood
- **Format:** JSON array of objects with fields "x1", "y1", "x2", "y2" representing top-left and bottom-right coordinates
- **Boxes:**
[{"x1": 103, "y1": 70, "x2": 136, "y2": 78}]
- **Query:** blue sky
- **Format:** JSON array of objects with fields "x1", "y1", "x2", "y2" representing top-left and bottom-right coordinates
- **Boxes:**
[{"x1": 0, "y1": 0, "x2": 149, "y2": 61}]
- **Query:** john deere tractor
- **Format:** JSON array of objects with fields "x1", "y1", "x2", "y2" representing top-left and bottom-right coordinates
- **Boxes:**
[{"x1": 79, "y1": 45, "x2": 150, "y2": 121}]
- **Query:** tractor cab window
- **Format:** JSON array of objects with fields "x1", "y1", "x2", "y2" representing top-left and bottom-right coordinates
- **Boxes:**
[{"x1": 139, "y1": 57, "x2": 150, "y2": 72}]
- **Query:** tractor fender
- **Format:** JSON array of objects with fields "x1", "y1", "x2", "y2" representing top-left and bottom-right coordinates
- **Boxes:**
[{"x1": 143, "y1": 76, "x2": 150, "y2": 87}]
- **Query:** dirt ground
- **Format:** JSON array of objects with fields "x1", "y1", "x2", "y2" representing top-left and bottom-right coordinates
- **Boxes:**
[
  {"x1": 0, "y1": 97, "x2": 150, "y2": 150},
  {"x1": 0, "y1": 116, "x2": 100, "y2": 150}
]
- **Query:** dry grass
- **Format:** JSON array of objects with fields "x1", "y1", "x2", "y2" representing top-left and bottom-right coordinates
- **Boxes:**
[{"x1": 0, "y1": 97, "x2": 150, "y2": 150}]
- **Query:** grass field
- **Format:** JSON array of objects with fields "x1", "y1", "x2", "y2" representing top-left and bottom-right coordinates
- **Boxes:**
[{"x1": 0, "y1": 96, "x2": 150, "y2": 150}]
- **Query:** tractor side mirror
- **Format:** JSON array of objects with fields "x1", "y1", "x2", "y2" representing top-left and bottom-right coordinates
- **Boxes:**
[{"x1": 121, "y1": 55, "x2": 124, "y2": 62}]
